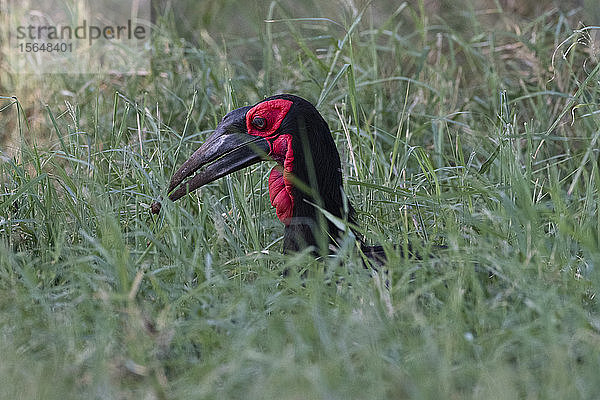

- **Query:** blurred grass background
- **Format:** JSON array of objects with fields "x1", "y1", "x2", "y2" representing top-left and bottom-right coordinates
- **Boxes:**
[{"x1": 1, "y1": 0, "x2": 600, "y2": 398}]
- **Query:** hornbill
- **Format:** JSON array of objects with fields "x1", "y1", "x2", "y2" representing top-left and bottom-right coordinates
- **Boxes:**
[{"x1": 151, "y1": 94, "x2": 421, "y2": 259}]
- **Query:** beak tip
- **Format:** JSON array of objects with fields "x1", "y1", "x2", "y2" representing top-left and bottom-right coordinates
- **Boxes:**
[{"x1": 151, "y1": 201, "x2": 162, "y2": 214}]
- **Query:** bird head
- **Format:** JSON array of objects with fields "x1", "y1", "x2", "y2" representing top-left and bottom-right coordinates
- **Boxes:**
[{"x1": 152, "y1": 94, "x2": 347, "y2": 249}]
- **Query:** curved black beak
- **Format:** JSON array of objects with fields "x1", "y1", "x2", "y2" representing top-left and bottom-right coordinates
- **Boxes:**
[{"x1": 151, "y1": 106, "x2": 270, "y2": 214}]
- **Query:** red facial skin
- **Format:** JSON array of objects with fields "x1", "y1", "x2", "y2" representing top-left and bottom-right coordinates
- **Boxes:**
[{"x1": 246, "y1": 99, "x2": 295, "y2": 225}]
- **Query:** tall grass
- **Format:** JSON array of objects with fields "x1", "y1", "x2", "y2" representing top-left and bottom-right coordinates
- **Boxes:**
[{"x1": 1, "y1": 1, "x2": 599, "y2": 398}]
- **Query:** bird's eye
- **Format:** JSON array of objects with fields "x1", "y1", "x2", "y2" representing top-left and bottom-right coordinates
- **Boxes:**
[{"x1": 252, "y1": 116, "x2": 266, "y2": 129}]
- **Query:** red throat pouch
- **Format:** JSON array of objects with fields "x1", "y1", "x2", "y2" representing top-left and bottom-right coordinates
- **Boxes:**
[{"x1": 268, "y1": 134, "x2": 294, "y2": 225}]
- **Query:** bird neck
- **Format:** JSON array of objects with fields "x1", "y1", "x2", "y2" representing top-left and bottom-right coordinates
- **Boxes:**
[{"x1": 280, "y1": 129, "x2": 354, "y2": 253}]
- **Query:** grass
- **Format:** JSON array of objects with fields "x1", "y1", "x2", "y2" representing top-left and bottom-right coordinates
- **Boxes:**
[{"x1": 1, "y1": 0, "x2": 600, "y2": 398}]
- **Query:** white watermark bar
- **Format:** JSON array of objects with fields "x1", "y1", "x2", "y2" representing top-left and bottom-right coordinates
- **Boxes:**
[{"x1": 1, "y1": 0, "x2": 151, "y2": 74}]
